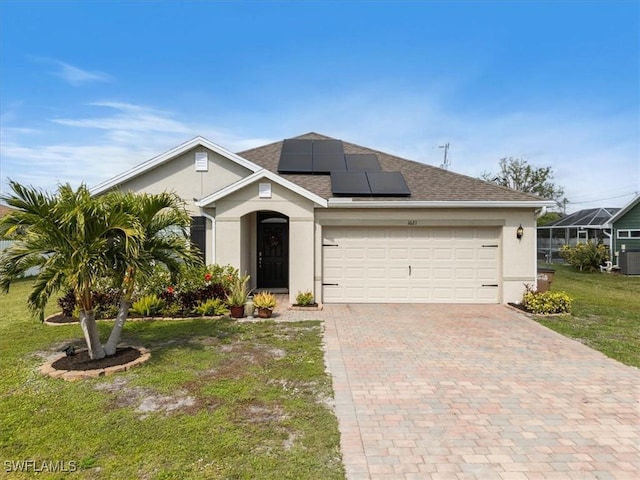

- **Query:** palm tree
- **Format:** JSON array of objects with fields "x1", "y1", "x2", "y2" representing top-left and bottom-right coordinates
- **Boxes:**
[
  {"x1": 102, "y1": 191, "x2": 200, "y2": 356},
  {"x1": 0, "y1": 181, "x2": 141, "y2": 359}
]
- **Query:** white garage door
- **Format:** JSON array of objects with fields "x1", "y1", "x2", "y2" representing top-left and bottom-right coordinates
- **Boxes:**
[{"x1": 322, "y1": 227, "x2": 500, "y2": 303}]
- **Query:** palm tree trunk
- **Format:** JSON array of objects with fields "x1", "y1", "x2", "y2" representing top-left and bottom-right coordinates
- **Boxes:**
[
  {"x1": 104, "y1": 300, "x2": 131, "y2": 356},
  {"x1": 79, "y1": 310, "x2": 106, "y2": 359}
]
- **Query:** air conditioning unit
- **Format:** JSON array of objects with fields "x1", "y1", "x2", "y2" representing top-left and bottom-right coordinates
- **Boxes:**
[{"x1": 619, "y1": 252, "x2": 640, "y2": 275}]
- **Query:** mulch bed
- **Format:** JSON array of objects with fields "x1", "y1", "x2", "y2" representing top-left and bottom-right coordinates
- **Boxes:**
[
  {"x1": 51, "y1": 347, "x2": 141, "y2": 371},
  {"x1": 507, "y1": 302, "x2": 530, "y2": 313},
  {"x1": 46, "y1": 313, "x2": 79, "y2": 324}
]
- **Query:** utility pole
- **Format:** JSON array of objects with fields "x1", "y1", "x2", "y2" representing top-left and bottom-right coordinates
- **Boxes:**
[{"x1": 439, "y1": 143, "x2": 450, "y2": 169}]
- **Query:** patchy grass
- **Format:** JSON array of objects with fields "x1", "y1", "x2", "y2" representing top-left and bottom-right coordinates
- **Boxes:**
[
  {"x1": 535, "y1": 264, "x2": 640, "y2": 368},
  {"x1": 0, "y1": 279, "x2": 344, "y2": 479}
]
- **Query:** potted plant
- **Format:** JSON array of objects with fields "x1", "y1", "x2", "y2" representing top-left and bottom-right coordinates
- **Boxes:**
[
  {"x1": 252, "y1": 291, "x2": 277, "y2": 318},
  {"x1": 225, "y1": 275, "x2": 250, "y2": 318}
]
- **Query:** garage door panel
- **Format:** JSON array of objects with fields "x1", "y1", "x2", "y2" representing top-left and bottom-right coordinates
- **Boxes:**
[
  {"x1": 455, "y1": 268, "x2": 474, "y2": 280},
  {"x1": 411, "y1": 248, "x2": 430, "y2": 260},
  {"x1": 390, "y1": 248, "x2": 409, "y2": 259},
  {"x1": 323, "y1": 227, "x2": 499, "y2": 303},
  {"x1": 367, "y1": 248, "x2": 387, "y2": 259},
  {"x1": 478, "y1": 249, "x2": 498, "y2": 260},
  {"x1": 409, "y1": 267, "x2": 430, "y2": 279},
  {"x1": 345, "y1": 248, "x2": 365, "y2": 259},
  {"x1": 433, "y1": 267, "x2": 453, "y2": 280},
  {"x1": 368, "y1": 267, "x2": 386, "y2": 279},
  {"x1": 455, "y1": 248, "x2": 474, "y2": 260}
]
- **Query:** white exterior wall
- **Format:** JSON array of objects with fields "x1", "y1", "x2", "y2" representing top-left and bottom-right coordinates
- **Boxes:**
[
  {"x1": 316, "y1": 207, "x2": 538, "y2": 304},
  {"x1": 115, "y1": 147, "x2": 252, "y2": 215},
  {"x1": 213, "y1": 181, "x2": 316, "y2": 304}
]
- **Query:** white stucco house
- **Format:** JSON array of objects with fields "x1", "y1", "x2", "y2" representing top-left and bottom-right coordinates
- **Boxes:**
[{"x1": 91, "y1": 132, "x2": 555, "y2": 305}]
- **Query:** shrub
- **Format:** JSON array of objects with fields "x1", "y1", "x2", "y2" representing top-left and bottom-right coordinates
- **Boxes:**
[
  {"x1": 295, "y1": 290, "x2": 315, "y2": 306},
  {"x1": 131, "y1": 294, "x2": 166, "y2": 317},
  {"x1": 226, "y1": 275, "x2": 250, "y2": 307},
  {"x1": 160, "y1": 302, "x2": 182, "y2": 318},
  {"x1": 57, "y1": 287, "x2": 121, "y2": 319},
  {"x1": 57, "y1": 289, "x2": 77, "y2": 318},
  {"x1": 92, "y1": 288, "x2": 122, "y2": 319},
  {"x1": 522, "y1": 285, "x2": 572, "y2": 314},
  {"x1": 560, "y1": 241, "x2": 609, "y2": 272},
  {"x1": 253, "y1": 291, "x2": 277, "y2": 310},
  {"x1": 193, "y1": 298, "x2": 229, "y2": 316}
]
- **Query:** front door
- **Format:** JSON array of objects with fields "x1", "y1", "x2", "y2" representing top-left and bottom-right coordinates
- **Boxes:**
[{"x1": 257, "y1": 212, "x2": 289, "y2": 289}]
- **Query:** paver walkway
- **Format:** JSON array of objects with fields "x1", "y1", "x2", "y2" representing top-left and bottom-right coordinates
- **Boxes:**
[{"x1": 284, "y1": 303, "x2": 639, "y2": 480}]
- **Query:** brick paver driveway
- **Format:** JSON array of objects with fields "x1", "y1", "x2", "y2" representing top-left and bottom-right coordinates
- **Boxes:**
[{"x1": 320, "y1": 304, "x2": 639, "y2": 480}]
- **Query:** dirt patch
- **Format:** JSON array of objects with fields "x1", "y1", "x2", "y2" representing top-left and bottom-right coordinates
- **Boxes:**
[
  {"x1": 95, "y1": 377, "x2": 198, "y2": 416},
  {"x1": 52, "y1": 347, "x2": 141, "y2": 371}
]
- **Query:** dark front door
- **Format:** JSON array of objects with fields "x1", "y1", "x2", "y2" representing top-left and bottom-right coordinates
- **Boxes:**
[{"x1": 257, "y1": 212, "x2": 289, "y2": 289}]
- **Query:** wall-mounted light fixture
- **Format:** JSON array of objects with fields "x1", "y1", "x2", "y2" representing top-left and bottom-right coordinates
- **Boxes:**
[{"x1": 516, "y1": 224, "x2": 524, "y2": 240}]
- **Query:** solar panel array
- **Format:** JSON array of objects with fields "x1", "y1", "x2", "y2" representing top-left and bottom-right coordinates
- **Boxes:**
[{"x1": 278, "y1": 138, "x2": 411, "y2": 197}]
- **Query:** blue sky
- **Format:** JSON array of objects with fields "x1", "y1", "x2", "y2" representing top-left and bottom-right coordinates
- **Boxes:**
[{"x1": 1, "y1": 0, "x2": 638, "y2": 212}]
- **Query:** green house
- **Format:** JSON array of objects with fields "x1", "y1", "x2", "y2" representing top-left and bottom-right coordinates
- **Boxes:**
[
  {"x1": 609, "y1": 195, "x2": 640, "y2": 253},
  {"x1": 608, "y1": 195, "x2": 640, "y2": 274}
]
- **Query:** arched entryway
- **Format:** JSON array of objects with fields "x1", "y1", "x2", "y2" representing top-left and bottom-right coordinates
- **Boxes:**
[{"x1": 257, "y1": 211, "x2": 289, "y2": 290}]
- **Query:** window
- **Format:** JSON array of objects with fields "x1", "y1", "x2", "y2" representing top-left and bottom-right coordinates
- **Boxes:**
[
  {"x1": 190, "y1": 216, "x2": 206, "y2": 261},
  {"x1": 617, "y1": 229, "x2": 640, "y2": 239}
]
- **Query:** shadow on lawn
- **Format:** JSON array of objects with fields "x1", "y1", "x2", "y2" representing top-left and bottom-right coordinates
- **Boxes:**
[{"x1": 111, "y1": 317, "x2": 246, "y2": 361}]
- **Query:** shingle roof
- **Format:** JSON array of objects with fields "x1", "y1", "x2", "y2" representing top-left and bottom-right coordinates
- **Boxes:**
[
  {"x1": 0, "y1": 204, "x2": 16, "y2": 217},
  {"x1": 238, "y1": 132, "x2": 547, "y2": 203}
]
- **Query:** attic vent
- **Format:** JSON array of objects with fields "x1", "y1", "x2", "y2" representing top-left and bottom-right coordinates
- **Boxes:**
[
  {"x1": 195, "y1": 152, "x2": 208, "y2": 171},
  {"x1": 259, "y1": 183, "x2": 272, "y2": 198}
]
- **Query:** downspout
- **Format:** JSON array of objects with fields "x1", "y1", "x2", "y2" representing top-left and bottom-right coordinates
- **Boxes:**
[{"x1": 201, "y1": 211, "x2": 216, "y2": 265}]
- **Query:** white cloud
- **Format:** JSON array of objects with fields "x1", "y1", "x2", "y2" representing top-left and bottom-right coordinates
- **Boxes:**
[
  {"x1": 48, "y1": 60, "x2": 112, "y2": 86},
  {"x1": 1, "y1": 93, "x2": 638, "y2": 212}
]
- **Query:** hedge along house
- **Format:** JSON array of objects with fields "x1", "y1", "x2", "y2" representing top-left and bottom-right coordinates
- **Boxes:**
[
  {"x1": 607, "y1": 195, "x2": 640, "y2": 274},
  {"x1": 91, "y1": 133, "x2": 555, "y2": 305},
  {"x1": 536, "y1": 207, "x2": 620, "y2": 264}
]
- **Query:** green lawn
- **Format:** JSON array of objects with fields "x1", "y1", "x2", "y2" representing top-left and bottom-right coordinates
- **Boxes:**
[
  {"x1": 535, "y1": 264, "x2": 640, "y2": 368},
  {"x1": 0, "y1": 279, "x2": 344, "y2": 479}
]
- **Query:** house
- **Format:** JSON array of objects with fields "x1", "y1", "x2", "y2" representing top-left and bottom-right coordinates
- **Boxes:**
[
  {"x1": 607, "y1": 195, "x2": 640, "y2": 274},
  {"x1": 537, "y1": 207, "x2": 620, "y2": 263},
  {"x1": 91, "y1": 132, "x2": 555, "y2": 304}
]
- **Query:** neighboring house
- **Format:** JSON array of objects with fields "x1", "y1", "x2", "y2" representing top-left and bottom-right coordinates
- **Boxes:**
[
  {"x1": 537, "y1": 208, "x2": 620, "y2": 263},
  {"x1": 0, "y1": 204, "x2": 17, "y2": 254},
  {"x1": 91, "y1": 133, "x2": 554, "y2": 305},
  {"x1": 607, "y1": 195, "x2": 640, "y2": 274}
]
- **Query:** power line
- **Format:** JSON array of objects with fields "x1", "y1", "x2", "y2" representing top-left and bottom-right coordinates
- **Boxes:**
[{"x1": 568, "y1": 191, "x2": 638, "y2": 205}]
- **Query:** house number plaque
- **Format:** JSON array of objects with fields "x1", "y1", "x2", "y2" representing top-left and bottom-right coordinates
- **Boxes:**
[{"x1": 408, "y1": 220, "x2": 418, "y2": 226}]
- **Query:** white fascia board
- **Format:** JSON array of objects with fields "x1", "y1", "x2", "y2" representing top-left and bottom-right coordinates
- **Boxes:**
[
  {"x1": 90, "y1": 136, "x2": 262, "y2": 195},
  {"x1": 327, "y1": 199, "x2": 558, "y2": 209},
  {"x1": 196, "y1": 170, "x2": 328, "y2": 208},
  {"x1": 607, "y1": 195, "x2": 640, "y2": 225}
]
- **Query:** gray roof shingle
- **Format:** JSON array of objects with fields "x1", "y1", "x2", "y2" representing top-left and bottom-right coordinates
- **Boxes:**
[{"x1": 238, "y1": 132, "x2": 548, "y2": 203}]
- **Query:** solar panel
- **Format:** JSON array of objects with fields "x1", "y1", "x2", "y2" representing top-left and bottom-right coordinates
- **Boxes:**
[
  {"x1": 281, "y1": 139, "x2": 313, "y2": 154},
  {"x1": 366, "y1": 171, "x2": 411, "y2": 196},
  {"x1": 330, "y1": 171, "x2": 371, "y2": 196},
  {"x1": 313, "y1": 139, "x2": 344, "y2": 154},
  {"x1": 277, "y1": 153, "x2": 313, "y2": 173},
  {"x1": 313, "y1": 153, "x2": 347, "y2": 173},
  {"x1": 345, "y1": 154, "x2": 381, "y2": 171}
]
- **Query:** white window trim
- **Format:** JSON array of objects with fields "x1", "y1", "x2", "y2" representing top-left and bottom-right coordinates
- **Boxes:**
[{"x1": 617, "y1": 229, "x2": 640, "y2": 239}]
